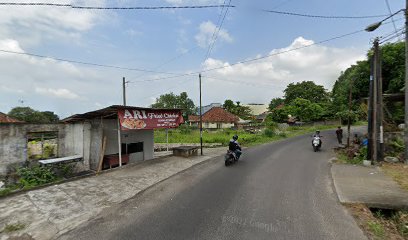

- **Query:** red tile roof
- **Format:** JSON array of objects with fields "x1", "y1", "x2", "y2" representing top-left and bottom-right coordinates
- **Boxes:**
[
  {"x1": 188, "y1": 115, "x2": 200, "y2": 122},
  {"x1": 0, "y1": 112, "x2": 23, "y2": 123},
  {"x1": 188, "y1": 107, "x2": 239, "y2": 123}
]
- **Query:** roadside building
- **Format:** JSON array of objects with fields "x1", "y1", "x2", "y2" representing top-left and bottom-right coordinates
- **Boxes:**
[
  {"x1": 243, "y1": 103, "x2": 269, "y2": 116},
  {"x1": 188, "y1": 107, "x2": 239, "y2": 129},
  {"x1": 0, "y1": 112, "x2": 23, "y2": 123},
  {"x1": 0, "y1": 105, "x2": 183, "y2": 176}
]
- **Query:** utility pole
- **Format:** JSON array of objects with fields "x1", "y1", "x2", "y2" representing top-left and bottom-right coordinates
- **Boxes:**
[
  {"x1": 122, "y1": 77, "x2": 127, "y2": 106},
  {"x1": 347, "y1": 78, "x2": 353, "y2": 147},
  {"x1": 378, "y1": 40, "x2": 384, "y2": 161},
  {"x1": 367, "y1": 55, "x2": 374, "y2": 161},
  {"x1": 199, "y1": 74, "x2": 203, "y2": 156},
  {"x1": 372, "y1": 38, "x2": 379, "y2": 163},
  {"x1": 405, "y1": 1, "x2": 408, "y2": 164}
]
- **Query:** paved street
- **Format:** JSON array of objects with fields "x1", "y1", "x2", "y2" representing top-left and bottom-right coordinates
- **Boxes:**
[{"x1": 60, "y1": 131, "x2": 367, "y2": 240}]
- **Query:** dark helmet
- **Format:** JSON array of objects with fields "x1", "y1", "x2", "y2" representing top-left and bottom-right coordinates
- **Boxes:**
[
  {"x1": 233, "y1": 135, "x2": 238, "y2": 140},
  {"x1": 316, "y1": 130, "x2": 320, "y2": 134}
]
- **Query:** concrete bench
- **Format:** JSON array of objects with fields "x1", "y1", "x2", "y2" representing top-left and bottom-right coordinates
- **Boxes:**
[
  {"x1": 39, "y1": 155, "x2": 83, "y2": 165},
  {"x1": 172, "y1": 146, "x2": 199, "y2": 158}
]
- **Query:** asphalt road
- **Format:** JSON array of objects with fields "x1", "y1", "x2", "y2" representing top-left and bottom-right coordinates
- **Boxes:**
[{"x1": 60, "y1": 130, "x2": 367, "y2": 240}]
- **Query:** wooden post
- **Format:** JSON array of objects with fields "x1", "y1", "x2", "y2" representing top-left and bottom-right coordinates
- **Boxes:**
[
  {"x1": 117, "y1": 116, "x2": 122, "y2": 167},
  {"x1": 97, "y1": 136, "x2": 107, "y2": 173}
]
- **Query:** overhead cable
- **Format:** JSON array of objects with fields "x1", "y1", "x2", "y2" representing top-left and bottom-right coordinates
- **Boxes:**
[
  {"x1": 260, "y1": 9, "x2": 390, "y2": 19},
  {"x1": 133, "y1": 27, "x2": 366, "y2": 83},
  {"x1": 0, "y1": 2, "x2": 235, "y2": 10},
  {"x1": 204, "y1": 0, "x2": 232, "y2": 61},
  {"x1": 0, "y1": 49, "x2": 182, "y2": 75}
]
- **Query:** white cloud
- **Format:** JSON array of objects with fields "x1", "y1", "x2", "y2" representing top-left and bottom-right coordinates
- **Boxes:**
[
  {"x1": 35, "y1": 87, "x2": 80, "y2": 99},
  {"x1": 0, "y1": 0, "x2": 107, "y2": 46},
  {"x1": 125, "y1": 29, "x2": 143, "y2": 38},
  {"x1": 195, "y1": 21, "x2": 233, "y2": 48},
  {"x1": 199, "y1": 36, "x2": 365, "y2": 104}
]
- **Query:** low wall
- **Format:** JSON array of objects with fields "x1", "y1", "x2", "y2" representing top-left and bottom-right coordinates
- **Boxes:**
[{"x1": 0, "y1": 123, "x2": 90, "y2": 177}]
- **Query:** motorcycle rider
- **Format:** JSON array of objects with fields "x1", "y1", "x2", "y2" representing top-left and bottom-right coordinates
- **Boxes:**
[
  {"x1": 312, "y1": 130, "x2": 322, "y2": 147},
  {"x1": 229, "y1": 134, "x2": 242, "y2": 159}
]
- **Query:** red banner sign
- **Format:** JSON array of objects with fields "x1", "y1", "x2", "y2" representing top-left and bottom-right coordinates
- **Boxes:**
[{"x1": 118, "y1": 108, "x2": 184, "y2": 130}]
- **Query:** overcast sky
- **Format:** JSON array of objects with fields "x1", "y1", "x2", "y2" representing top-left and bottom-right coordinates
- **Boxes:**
[{"x1": 0, "y1": 0, "x2": 405, "y2": 118}]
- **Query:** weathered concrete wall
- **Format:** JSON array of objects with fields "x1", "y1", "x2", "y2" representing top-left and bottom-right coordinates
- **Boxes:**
[
  {"x1": 0, "y1": 123, "x2": 92, "y2": 176},
  {"x1": 61, "y1": 123, "x2": 92, "y2": 172},
  {"x1": 89, "y1": 119, "x2": 103, "y2": 170}
]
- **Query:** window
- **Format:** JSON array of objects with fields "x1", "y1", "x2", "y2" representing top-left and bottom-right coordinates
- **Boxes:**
[
  {"x1": 27, "y1": 131, "x2": 58, "y2": 160},
  {"x1": 121, "y1": 142, "x2": 143, "y2": 155}
]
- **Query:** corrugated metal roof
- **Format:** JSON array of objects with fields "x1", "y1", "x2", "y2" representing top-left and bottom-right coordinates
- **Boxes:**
[{"x1": 62, "y1": 105, "x2": 182, "y2": 123}]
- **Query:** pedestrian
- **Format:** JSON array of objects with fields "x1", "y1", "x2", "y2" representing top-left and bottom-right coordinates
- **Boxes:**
[{"x1": 335, "y1": 126, "x2": 343, "y2": 145}]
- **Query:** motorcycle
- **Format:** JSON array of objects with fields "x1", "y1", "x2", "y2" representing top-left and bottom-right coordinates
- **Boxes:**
[
  {"x1": 312, "y1": 136, "x2": 322, "y2": 152},
  {"x1": 224, "y1": 150, "x2": 239, "y2": 166}
]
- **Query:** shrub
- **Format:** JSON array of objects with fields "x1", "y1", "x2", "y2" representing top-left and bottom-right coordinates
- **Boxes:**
[
  {"x1": 17, "y1": 166, "x2": 57, "y2": 188},
  {"x1": 264, "y1": 128, "x2": 275, "y2": 138}
]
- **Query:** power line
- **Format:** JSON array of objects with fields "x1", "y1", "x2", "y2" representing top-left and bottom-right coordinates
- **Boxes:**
[
  {"x1": 204, "y1": 0, "x2": 232, "y2": 61},
  {"x1": 132, "y1": 27, "x2": 366, "y2": 83},
  {"x1": 380, "y1": 29, "x2": 406, "y2": 44},
  {"x1": 127, "y1": 46, "x2": 201, "y2": 84},
  {"x1": 259, "y1": 9, "x2": 390, "y2": 19},
  {"x1": 0, "y1": 2, "x2": 235, "y2": 10},
  {"x1": 0, "y1": 49, "x2": 183, "y2": 75},
  {"x1": 203, "y1": 0, "x2": 227, "y2": 61},
  {"x1": 384, "y1": 0, "x2": 400, "y2": 40}
]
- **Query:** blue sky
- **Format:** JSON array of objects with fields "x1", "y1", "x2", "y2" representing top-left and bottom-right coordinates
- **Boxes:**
[{"x1": 0, "y1": 0, "x2": 405, "y2": 117}]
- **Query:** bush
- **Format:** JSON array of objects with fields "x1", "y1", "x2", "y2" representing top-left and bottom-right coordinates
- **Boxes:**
[
  {"x1": 17, "y1": 166, "x2": 58, "y2": 188},
  {"x1": 264, "y1": 128, "x2": 275, "y2": 137},
  {"x1": 178, "y1": 124, "x2": 192, "y2": 134}
]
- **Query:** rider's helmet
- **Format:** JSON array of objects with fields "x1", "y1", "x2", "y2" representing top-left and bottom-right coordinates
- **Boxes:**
[
  {"x1": 233, "y1": 135, "x2": 238, "y2": 141},
  {"x1": 316, "y1": 130, "x2": 320, "y2": 134}
]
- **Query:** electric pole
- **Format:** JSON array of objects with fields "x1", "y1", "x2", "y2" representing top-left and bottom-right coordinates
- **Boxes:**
[
  {"x1": 199, "y1": 74, "x2": 203, "y2": 155},
  {"x1": 405, "y1": 1, "x2": 408, "y2": 164},
  {"x1": 347, "y1": 78, "x2": 353, "y2": 147},
  {"x1": 372, "y1": 38, "x2": 379, "y2": 163},
  {"x1": 122, "y1": 77, "x2": 127, "y2": 106}
]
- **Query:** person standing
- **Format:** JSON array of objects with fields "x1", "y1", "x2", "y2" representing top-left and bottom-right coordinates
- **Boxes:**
[{"x1": 336, "y1": 126, "x2": 343, "y2": 145}]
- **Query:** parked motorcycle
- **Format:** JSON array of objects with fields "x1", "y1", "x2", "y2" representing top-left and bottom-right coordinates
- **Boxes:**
[
  {"x1": 312, "y1": 136, "x2": 322, "y2": 152},
  {"x1": 224, "y1": 150, "x2": 239, "y2": 166}
]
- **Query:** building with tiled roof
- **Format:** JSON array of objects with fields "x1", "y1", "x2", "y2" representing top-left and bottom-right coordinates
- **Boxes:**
[
  {"x1": 0, "y1": 112, "x2": 23, "y2": 123},
  {"x1": 188, "y1": 107, "x2": 239, "y2": 129}
]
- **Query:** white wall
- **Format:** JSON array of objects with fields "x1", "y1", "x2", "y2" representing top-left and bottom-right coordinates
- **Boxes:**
[
  {"x1": 102, "y1": 119, "x2": 154, "y2": 163},
  {"x1": 204, "y1": 122, "x2": 234, "y2": 129}
]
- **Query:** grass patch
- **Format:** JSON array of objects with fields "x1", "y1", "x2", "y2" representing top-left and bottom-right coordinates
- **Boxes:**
[
  {"x1": 1, "y1": 222, "x2": 26, "y2": 233},
  {"x1": 367, "y1": 220, "x2": 386, "y2": 239},
  {"x1": 154, "y1": 124, "x2": 344, "y2": 147},
  {"x1": 382, "y1": 163, "x2": 408, "y2": 192}
]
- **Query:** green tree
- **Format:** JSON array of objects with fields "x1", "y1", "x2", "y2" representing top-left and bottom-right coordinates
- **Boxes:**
[
  {"x1": 268, "y1": 97, "x2": 284, "y2": 111},
  {"x1": 222, "y1": 100, "x2": 252, "y2": 120},
  {"x1": 151, "y1": 92, "x2": 195, "y2": 119},
  {"x1": 8, "y1": 107, "x2": 60, "y2": 123},
  {"x1": 290, "y1": 98, "x2": 324, "y2": 122},
  {"x1": 223, "y1": 99, "x2": 235, "y2": 113},
  {"x1": 284, "y1": 81, "x2": 329, "y2": 104}
]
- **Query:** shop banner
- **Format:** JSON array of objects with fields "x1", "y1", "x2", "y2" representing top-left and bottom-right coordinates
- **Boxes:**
[{"x1": 118, "y1": 108, "x2": 184, "y2": 130}]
